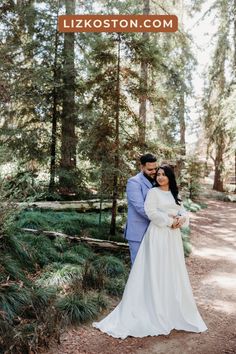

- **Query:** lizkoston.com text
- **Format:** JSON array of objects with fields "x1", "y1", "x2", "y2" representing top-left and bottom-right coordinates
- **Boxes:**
[{"x1": 58, "y1": 15, "x2": 178, "y2": 33}]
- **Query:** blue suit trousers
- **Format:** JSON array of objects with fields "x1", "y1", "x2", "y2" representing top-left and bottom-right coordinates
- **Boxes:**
[{"x1": 128, "y1": 240, "x2": 141, "y2": 265}]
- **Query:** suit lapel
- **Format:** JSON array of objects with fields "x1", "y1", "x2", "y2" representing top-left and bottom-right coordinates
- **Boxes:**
[{"x1": 139, "y1": 172, "x2": 152, "y2": 188}]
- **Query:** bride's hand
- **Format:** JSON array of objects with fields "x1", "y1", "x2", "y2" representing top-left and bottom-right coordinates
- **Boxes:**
[
  {"x1": 171, "y1": 216, "x2": 186, "y2": 229},
  {"x1": 171, "y1": 217, "x2": 180, "y2": 229}
]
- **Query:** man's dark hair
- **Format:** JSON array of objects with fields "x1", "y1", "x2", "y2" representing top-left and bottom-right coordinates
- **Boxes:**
[{"x1": 140, "y1": 153, "x2": 157, "y2": 165}]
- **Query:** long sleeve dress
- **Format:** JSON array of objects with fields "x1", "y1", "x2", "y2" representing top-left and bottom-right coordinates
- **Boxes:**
[{"x1": 92, "y1": 187, "x2": 207, "y2": 339}]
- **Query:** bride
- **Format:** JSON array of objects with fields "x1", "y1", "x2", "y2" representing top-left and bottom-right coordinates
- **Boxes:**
[{"x1": 92, "y1": 164, "x2": 207, "y2": 339}]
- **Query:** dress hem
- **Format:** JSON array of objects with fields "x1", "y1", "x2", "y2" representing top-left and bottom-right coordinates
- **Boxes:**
[{"x1": 92, "y1": 322, "x2": 208, "y2": 340}]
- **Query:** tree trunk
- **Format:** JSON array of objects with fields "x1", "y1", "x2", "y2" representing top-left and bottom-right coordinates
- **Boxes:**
[
  {"x1": 178, "y1": 1, "x2": 186, "y2": 174},
  {"x1": 176, "y1": 87, "x2": 186, "y2": 178},
  {"x1": 21, "y1": 228, "x2": 129, "y2": 252},
  {"x1": 234, "y1": 0, "x2": 236, "y2": 70},
  {"x1": 49, "y1": 6, "x2": 60, "y2": 193},
  {"x1": 213, "y1": 136, "x2": 224, "y2": 192},
  {"x1": 110, "y1": 34, "x2": 121, "y2": 236},
  {"x1": 138, "y1": 0, "x2": 150, "y2": 151},
  {"x1": 59, "y1": 0, "x2": 77, "y2": 193},
  {"x1": 234, "y1": 0, "x2": 236, "y2": 192},
  {"x1": 179, "y1": 90, "x2": 186, "y2": 156}
]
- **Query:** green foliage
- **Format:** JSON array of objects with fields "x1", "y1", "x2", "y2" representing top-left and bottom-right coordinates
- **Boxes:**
[
  {"x1": 183, "y1": 199, "x2": 203, "y2": 212},
  {"x1": 81, "y1": 255, "x2": 128, "y2": 296},
  {"x1": 69, "y1": 244, "x2": 95, "y2": 259},
  {"x1": 17, "y1": 210, "x2": 99, "y2": 233},
  {"x1": 181, "y1": 227, "x2": 192, "y2": 257},
  {"x1": 56, "y1": 292, "x2": 101, "y2": 325},
  {"x1": 95, "y1": 291, "x2": 109, "y2": 310},
  {"x1": 0, "y1": 170, "x2": 46, "y2": 202},
  {"x1": 0, "y1": 255, "x2": 28, "y2": 282},
  {"x1": 3, "y1": 299, "x2": 61, "y2": 354},
  {"x1": 92, "y1": 255, "x2": 126, "y2": 277},
  {"x1": 105, "y1": 277, "x2": 127, "y2": 296},
  {"x1": 36, "y1": 263, "x2": 83, "y2": 288},
  {"x1": 18, "y1": 233, "x2": 60, "y2": 267},
  {"x1": 0, "y1": 284, "x2": 31, "y2": 322},
  {"x1": 202, "y1": 0, "x2": 236, "y2": 191},
  {"x1": 16, "y1": 209, "x2": 125, "y2": 241},
  {"x1": 179, "y1": 157, "x2": 205, "y2": 200},
  {"x1": 81, "y1": 260, "x2": 106, "y2": 291},
  {"x1": 31, "y1": 286, "x2": 57, "y2": 309},
  {"x1": 0, "y1": 203, "x2": 128, "y2": 352},
  {"x1": 60, "y1": 250, "x2": 86, "y2": 265},
  {"x1": 0, "y1": 0, "x2": 202, "y2": 350}
]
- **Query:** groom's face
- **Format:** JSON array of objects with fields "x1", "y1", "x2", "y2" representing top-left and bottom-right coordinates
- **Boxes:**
[{"x1": 141, "y1": 162, "x2": 157, "y2": 179}]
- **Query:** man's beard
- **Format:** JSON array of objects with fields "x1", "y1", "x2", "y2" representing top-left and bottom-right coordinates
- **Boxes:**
[{"x1": 144, "y1": 172, "x2": 155, "y2": 179}]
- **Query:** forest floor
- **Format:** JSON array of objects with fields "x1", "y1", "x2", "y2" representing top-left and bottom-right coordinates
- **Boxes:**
[{"x1": 41, "y1": 198, "x2": 236, "y2": 354}]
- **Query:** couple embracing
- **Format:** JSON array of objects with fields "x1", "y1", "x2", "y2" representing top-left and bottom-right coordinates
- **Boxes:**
[{"x1": 93, "y1": 154, "x2": 207, "y2": 339}]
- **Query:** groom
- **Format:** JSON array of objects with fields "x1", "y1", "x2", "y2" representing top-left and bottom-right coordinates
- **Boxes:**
[{"x1": 124, "y1": 153, "x2": 157, "y2": 264}]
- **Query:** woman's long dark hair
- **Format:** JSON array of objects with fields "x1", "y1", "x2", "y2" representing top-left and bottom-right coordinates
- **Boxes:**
[{"x1": 156, "y1": 164, "x2": 181, "y2": 205}]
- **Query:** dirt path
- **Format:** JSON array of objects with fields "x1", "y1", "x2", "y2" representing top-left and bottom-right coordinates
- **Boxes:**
[{"x1": 42, "y1": 199, "x2": 236, "y2": 354}]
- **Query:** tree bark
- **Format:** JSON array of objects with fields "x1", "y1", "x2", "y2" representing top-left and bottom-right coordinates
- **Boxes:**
[
  {"x1": 49, "y1": 4, "x2": 60, "y2": 193},
  {"x1": 213, "y1": 135, "x2": 224, "y2": 191},
  {"x1": 234, "y1": 0, "x2": 236, "y2": 70},
  {"x1": 176, "y1": 88, "x2": 186, "y2": 178},
  {"x1": 179, "y1": 90, "x2": 186, "y2": 155},
  {"x1": 110, "y1": 34, "x2": 121, "y2": 236},
  {"x1": 234, "y1": 0, "x2": 236, "y2": 192},
  {"x1": 138, "y1": 0, "x2": 150, "y2": 151},
  {"x1": 59, "y1": 0, "x2": 77, "y2": 193},
  {"x1": 178, "y1": 0, "x2": 186, "y2": 174}
]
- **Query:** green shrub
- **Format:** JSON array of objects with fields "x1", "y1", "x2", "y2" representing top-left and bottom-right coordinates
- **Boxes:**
[
  {"x1": 5, "y1": 233, "x2": 36, "y2": 271},
  {"x1": 36, "y1": 263, "x2": 83, "y2": 288},
  {"x1": 16, "y1": 211, "x2": 50, "y2": 230},
  {"x1": 82, "y1": 261, "x2": 106, "y2": 290},
  {"x1": 60, "y1": 250, "x2": 86, "y2": 265},
  {"x1": 0, "y1": 284, "x2": 31, "y2": 322},
  {"x1": 183, "y1": 199, "x2": 204, "y2": 212},
  {"x1": 16, "y1": 210, "x2": 125, "y2": 241},
  {"x1": 0, "y1": 204, "x2": 128, "y2": 353},
  {"x1": 0, "y1": 255, "x2": 28, "y2": 282},
  {"x1": 56, "y1": 293, "x2": 100, "y2": 325},
  {"x1": 18, "y1": 233, "x2": 60, "y2": 266},
  {"x1": 69, "y1": 244, "x2": 94, "y2": 259},
  {"x1": 179, "y1": 157, "x2": 205, "y2": 200},
  {"x1": 181, "y1": 227, "x2": 191, "y2": 257},
  {"x1": 92, "y1": 255, "x2": 126, "y2": 277},
  {"x1": 105, "y1": 277, "x2": 127, "y2": 296}
]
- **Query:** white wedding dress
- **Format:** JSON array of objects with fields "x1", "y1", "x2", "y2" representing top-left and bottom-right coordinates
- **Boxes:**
[{"x1": 92, "y1": 187, "x2": 207, "y2": 339}]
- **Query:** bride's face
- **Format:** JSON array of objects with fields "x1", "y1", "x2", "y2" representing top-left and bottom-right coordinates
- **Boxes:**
[{"x1": 156, "y1": 168, "x2": 169, "y2": 187}]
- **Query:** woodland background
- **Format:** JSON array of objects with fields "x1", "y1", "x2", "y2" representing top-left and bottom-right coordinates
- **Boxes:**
[{"x1": 0, "y1": 0, "x2": 236, "y2": 353}]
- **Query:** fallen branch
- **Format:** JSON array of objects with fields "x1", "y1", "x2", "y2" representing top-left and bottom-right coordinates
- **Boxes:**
[
  {"x1": 18, "y1": 199, "x2": 127, "y2": 211},
  {"x1": 21, "y1": 228, "x2": 129, "y2": 252}
]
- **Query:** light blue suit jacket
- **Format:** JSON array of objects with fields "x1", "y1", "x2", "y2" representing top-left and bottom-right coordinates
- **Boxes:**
[{"x1": 124, "y1": 172, "x2": 153, "y2": 242}]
